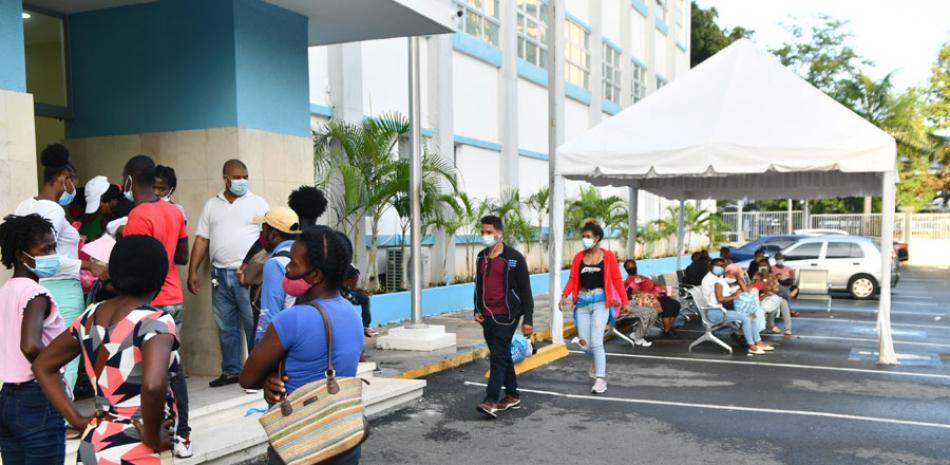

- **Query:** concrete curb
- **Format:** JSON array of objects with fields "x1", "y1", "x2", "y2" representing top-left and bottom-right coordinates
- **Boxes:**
[{"x1": 396, "y1": 323, "x2": 577, "y2": 379}]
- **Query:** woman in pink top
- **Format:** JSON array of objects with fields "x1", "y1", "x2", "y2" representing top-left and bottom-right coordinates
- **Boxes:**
[{"x1": 0, "y1": 214, "x2": 67, "y2": 464}]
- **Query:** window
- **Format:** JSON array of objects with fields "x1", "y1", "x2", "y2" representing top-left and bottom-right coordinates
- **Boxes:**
[
  {"x1": 655, "y1": 0, "x2": 667, "y2": 23},
  {"x1": 631, "y1": 61, "x2": 646, "y2": 102},
  {"x1": 602, "y1": 43, "x2": 622, "y2": 104},
  {"x1": 455, "y1": 0, "x2": 500, "y2": 47},
  {"x1": 23, "y1": 9, "x2": 68, "y2": 110},
  {"x1": 517, "y1": 0, "x2": 548, "y2": 68},
  {"x1": 763, "y1": 239, "x2": 797, "y2": 251},
  {"x1": 565, "y1": 19, "x2": 589, "y2": 88},
  {"x1": 656, "y1": 76, "x2": 668, "y2": 90},
  {"x1": 785, "y1": 242, "x2": 822, "y2": 261},
  {"x1": 826, "y1": 242, "x2": 864, "y2": 259}
]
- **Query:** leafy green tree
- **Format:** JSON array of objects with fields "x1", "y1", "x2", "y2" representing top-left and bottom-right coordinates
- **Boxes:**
[
  {"x1": 925, "y1": 43, "x2": 950, "y2": 192},
  {"x1": 527, "y1": 187, "x2": 550, "y2": 271},
  {"x1": 690, "y1": 1, "x2": 753, "y2": 66},
  {"x1": 565, "y1": 186, "x2": 628, "y2": 237}
]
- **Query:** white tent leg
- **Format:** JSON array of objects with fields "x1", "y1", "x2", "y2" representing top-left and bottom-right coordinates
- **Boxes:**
[
  {"x1": 736, "y1": 200, "x2": 745, "y2": 244},
  {"x1": 547, "y1": 0, "x2": 566, "y2": 344},
  {"x1": 627, "y1": 187, "x2": 638, "y2": 259},
  {"x1": 878, "y1": 171, "x2": 897, "y2": 365},
  {"x1": 676, "y1": 199, "x2": 686, "y2": 270}
]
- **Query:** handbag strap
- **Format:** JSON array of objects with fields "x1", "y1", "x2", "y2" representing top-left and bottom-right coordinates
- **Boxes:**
[{"x1": 277, "y1": 300, "x2": 341, "y2": 413}]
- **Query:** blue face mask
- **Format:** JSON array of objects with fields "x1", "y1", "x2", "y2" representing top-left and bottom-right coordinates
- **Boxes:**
[
  {"x1": 123, "y1": 176, "x2": 135, "y2": 202},
  {"x1": 581, "y1": 238, "x2": 596, "y2": 250},
  {"x1": 58, "y1": 179, "x2": 76, "y2": 206},
  {"x1": 229, "y1": 179, "x2": 249, "y2": 197},
  {"x1": 24, "y1": 253, "x2": 61, "y2": 278},
  {"x1": 712, "y1": 266, "x2": 725, "y2": 276}
]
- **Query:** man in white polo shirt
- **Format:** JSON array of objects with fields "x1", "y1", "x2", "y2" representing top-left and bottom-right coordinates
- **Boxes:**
[{"x1": 188, "y1": 159, "x2": 269, "y2": 387}]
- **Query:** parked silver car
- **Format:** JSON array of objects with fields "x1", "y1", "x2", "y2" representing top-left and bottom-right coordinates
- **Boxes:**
[{"x1": 777, "y1": 235, "x2": 899, "y2": 299}]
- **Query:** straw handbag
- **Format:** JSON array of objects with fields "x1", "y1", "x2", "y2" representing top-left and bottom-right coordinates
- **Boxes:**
[{"x1": 259, "y1": 302, "x2": 368, "y2": 465}]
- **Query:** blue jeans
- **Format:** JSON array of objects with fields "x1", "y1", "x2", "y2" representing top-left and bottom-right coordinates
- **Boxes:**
[
  {"x1": 0, "y1": 382, "x2": 66, "y2": 465},
  {"x1": 212, "y1": 268, "x2": 254, "y2": 376},
  {"x1": 707, "y1": 309, "x2": 760, "y2": 343},
  {"x1": 574, "y1": 290, "x2": 609, "y2": 378}
]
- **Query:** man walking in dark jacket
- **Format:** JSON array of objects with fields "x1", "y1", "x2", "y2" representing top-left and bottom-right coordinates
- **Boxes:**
[{"x1": 474, "y1": 215, "x2": 534, "y2": 418}]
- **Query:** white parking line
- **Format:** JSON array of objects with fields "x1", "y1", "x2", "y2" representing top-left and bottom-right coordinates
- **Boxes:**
[
  {"x1": 792, "y1": 308, "x2": 943, "y2": 317},
  {"x1": 674, "y1": 329, "x2": 950, "y2": 349},
  {"x1": 569, "y1": 351, "x2": 950, "y2": 380},
  {"x1": 793, "y1": 317, "x2": 945, "y2": 329},
  {"x1": 463, "y1": 381, "x2": 950, "y2": 430}
]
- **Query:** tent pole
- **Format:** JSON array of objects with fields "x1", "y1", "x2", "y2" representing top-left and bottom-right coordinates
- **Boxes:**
[
  {"x1": 627, "y1": 187, "x2": 638, "y2": 259},
  {"x1": 878, "y1": 171, "x2": 897, "y2": 365},
  {"x1": 736, "y1": 200, "x2": 745, "y2": 244},
  {"x1": 787, "y1": 199, "x2": 793, "y2": 234},
  {"x1": 676, "y1": 199, "x2": 686, "y2": 270},
  {"x1": 547, "y1": 0, "x2": 566, "y2": 344}
]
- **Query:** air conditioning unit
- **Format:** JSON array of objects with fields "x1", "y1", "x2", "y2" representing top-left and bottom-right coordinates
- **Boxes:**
[{"x1": 386, "y1": 248, "x2": 431, "y2": 292}]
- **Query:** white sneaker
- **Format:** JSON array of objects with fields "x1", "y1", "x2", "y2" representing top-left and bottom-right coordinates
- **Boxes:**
[
  {"x1": 244, "y1": 388, "x2": 260, "y2": 394},
  {"x1": 174, "y1": 436, "x2": 193, "y2": 458},
  {"x1": 634, "y1": 337, "x2": 653, "y2": 348},
  {"x1": 591, "y1": 378, "x2": 607, "y2": 394}
]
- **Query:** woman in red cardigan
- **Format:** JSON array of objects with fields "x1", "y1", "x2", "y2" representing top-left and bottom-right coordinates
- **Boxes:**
[{"x1": 560, "y1": 221, "x2": 629, "y2": 394}]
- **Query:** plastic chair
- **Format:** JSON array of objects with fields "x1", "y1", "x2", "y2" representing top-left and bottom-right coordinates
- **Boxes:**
[
  {"x1": 796, "y1": 269, "x2": 832, "y2": 312},
  {"x1": 687, "y1": 287, "x2": 739, "y2": 355}
]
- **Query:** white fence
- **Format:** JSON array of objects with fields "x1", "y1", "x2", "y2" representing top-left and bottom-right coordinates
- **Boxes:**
[{"x1": 718, "y1": 211, "x2": 950, "y2": 243}]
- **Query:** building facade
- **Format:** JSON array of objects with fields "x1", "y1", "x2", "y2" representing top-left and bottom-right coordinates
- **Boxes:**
[{"x1": 306, "y1": 0, "x2": 696, "y2": 277}]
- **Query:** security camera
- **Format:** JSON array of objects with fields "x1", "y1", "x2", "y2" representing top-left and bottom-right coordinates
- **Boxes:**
[{"x1": 456, "y1": 9, "x2": 464, "y2": 18}]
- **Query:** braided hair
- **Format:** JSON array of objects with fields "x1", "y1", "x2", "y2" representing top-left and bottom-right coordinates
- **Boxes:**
[
  {"x1": 0, "y1": 214, "x2": 53, "y2": 269},
  {"x1": 299, "y1": 226, "x2": 353, "y2": 290}
]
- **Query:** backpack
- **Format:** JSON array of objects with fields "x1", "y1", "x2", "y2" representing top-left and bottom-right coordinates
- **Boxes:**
[{"x1": 248, "y1": 249, "x2": 292, "y2": 309}]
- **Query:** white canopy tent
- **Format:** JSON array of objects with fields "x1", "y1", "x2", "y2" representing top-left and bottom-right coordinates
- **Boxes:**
[{"x1": 550, "y1": 39, "x2": 898, "y2": 364}]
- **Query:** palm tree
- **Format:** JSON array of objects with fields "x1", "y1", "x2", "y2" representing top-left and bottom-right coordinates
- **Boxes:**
[
  {"x1": 527, "y1": 187, "x2": 550, "y2": 270},
  {"x1": 565, "y1": 186, "x2": 628, "y2": 237},
  {"x1": 313, "y1": 113, "x2": 409, "y2": 290}
]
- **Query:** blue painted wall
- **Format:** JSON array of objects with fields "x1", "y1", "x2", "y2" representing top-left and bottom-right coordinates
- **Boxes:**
[
  {"x1": 367, "y1": 254, "x2": 695, "y2": 326},
  {"x1": 66, "y1": 0, "x2": 309, "y2": 138},
  {"x1": 0, "y1": 1, "x2": 26, "y2": 92}
]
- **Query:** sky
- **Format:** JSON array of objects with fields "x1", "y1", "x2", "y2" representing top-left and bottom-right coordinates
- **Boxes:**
[{"x1": 694, "y1": 0, "x2": 950, "y2": 90}]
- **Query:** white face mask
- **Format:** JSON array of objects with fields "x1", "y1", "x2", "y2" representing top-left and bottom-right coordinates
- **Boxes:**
[
  {"x1": 481, "y1": 234, "x2": 498, "y2": 248},
  {"x1": 581, "y1": 238, "x2": 596, "y2": 250},
  {"x1": 724, "y1": 277, "x2": 737, "y2": 284}
]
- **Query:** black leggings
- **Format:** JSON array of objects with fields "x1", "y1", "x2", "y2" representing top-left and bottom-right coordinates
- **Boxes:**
[{"x1": 658, "y1": 296, "x2": 681, "y2": 318}]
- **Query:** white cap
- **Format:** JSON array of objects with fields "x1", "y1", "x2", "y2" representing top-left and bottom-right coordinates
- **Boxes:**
[{"x1": 84, "y1": 176, "x2": 110, "y2": 214}]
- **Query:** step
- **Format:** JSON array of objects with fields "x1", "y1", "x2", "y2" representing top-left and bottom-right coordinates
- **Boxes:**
[{"x1": 51, "y1": 367, "x2": 421, "y2": 465}]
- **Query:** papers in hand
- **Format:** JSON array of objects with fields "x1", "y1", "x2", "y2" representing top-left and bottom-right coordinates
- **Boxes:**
[{"x1": 82, "y1": 234, "x2": 116, "y2": 264}]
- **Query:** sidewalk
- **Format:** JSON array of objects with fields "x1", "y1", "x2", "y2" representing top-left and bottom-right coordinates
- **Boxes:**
[{"x1": 366, "y1": 294, "x2": 576, "y2": 379}]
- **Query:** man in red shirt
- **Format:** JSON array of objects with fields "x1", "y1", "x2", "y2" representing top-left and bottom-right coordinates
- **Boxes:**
[
  {"x1": 473, "y1": 215, "x2": 534, "y2": 418},
  {"x1": 119, "y1": 155, "x2": 193, "y2": 458}
]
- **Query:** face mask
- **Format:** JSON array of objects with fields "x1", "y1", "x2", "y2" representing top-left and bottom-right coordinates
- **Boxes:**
[
  {"x1": 163, "y1": 188, "x2": 175, "y2": 202},
  {"x1": 123, "y1": 176, "x2": 135, "y2": 202},
  {"x1": 625, "y1": 267, "x2": 636, "y2": 276},
  {"x1": 581, "y1": 238, "x2": 595, "y2": 250},
  {"x1": 775, "y1": 260, "x2": 784, "y2": 266},
  {"x1": 58, "y1": 179, "x2": 76, "y2": 206},
  {"x1": 481, "y1": 234, "x2": 497, "y2": 248},
  {"x1": 724, "y1": 277, "x2": 737, "y2": 284},
  {"x1": 259, "y1": 230, "x2": 270, "y2": 250},
  {"x1": 229, "y1": 179, "x2": 249, "y2": 197},
  {"x1": 24, "y1": 253, "x2": 61, "y2": 279},
  {"x1": 712, "y1": 266, "x2": 724, "y2": 276},
  {"x1": 282, "y1": 276, "x2": 311, "y2": 298}
]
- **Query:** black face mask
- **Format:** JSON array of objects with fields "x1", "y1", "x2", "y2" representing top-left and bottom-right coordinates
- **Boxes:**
[{"x1": 625, "y1": 267, "x2": 636, "y2": 275}]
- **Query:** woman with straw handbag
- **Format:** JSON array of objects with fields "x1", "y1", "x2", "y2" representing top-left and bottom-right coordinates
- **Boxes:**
[{"x1": 241, "y1": 226, "x2": 365, "y2": 465}]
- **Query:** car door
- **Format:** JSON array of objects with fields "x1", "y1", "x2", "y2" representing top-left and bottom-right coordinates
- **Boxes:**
[
  {"x1": 782, "y1": 241, "x2": 825, "y2": 279},
  {"x1": 822, "y1": 241, "x2": 862, "y2": 288}
]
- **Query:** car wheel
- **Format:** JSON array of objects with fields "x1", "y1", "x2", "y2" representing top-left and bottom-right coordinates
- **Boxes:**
[{"x1": 848, "y1": 274, "x2": 878, "y2": 300}]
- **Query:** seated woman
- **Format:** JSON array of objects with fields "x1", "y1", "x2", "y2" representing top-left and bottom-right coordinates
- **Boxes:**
[
  {"x1": 724, "y1": 264, "x2": 771, "y2": 341},
  {"x1": 34, "y1": 235, "x2": 179, "y2": 464},
  {"x1": 770, "y1": 253, "x2": 800, "y2": 316},
  {"x1": 623, "y1": 259, "x2": 681, "y2": 337},
  {"x1": 240, "y1": 226, "x2": 364, "y2": 465},
  {"x1": 701, "y1": 258, "x2": 771, "y2": 355},
  {"x1": 752, "y1": 259, "x2": 793, "y2": 335}
]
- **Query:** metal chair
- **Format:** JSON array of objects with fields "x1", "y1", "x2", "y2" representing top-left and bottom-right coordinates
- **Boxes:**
[
  {"x1": 795, "y1": 269, "x2": 832, "y2": 312},
  {"x1": 687, "y1": 287, "x2": 739, "y2": 355}
]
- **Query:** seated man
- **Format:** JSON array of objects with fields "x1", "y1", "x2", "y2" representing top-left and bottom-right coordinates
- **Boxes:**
[
  {"x1": 770, "y1": 253, "x2": 800, "y2": 316},
  {"x1": 681, "y1": 252, "x2": 707, "y2": 287},
  {"x1": 702, "y1": 258, "x2": 771, "y2": 355}
]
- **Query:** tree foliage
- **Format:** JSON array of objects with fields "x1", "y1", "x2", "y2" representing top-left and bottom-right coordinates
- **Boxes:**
[{"x1": 690, "y1": 1, "x2": 753, "y2": 67}]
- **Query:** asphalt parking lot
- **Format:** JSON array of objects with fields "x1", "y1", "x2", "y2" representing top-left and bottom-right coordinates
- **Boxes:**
[{"x1": 362, "y1": 265, "x2": 950, "y2": 465}]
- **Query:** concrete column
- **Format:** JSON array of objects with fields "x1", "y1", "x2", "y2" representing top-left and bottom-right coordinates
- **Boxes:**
[
  {"x1": 645, "y1": 0, "x2": 658, "y2": 92},
  {"x1": 736, "y1": 199, "x2": 745, "y2": 244},
  {"x1": 619, "y1": 0, "x2": 633, "y2": 108},
  {"x1": 787, "y1": 199, "x2": 794, "y2": 234},
  {"x1": 498, "y1": 0, "x2": 519, "y2": 192},
  {"x1": 427, "y1": 35, "x2": 456, "y2": 285},
  {"x1": 587, "y1": 0, "x2": 603, "y2": 125},
  {"x1": 62, "y1": 0, "x2": 312, "y2": 376},
  {"x1": 0, "y1": 2, "x2": 38, "y2": 226},
  {"x1": 676, "y1": 199, "x2": 686, "y2": 270}
]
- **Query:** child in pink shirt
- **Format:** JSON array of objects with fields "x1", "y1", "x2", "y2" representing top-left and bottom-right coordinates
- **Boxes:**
[{"x1": 0, "y1": 213, "x2": 68, "y2": 464}]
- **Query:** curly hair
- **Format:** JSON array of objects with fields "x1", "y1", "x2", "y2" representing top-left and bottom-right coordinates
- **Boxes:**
[
  {"x1": 40, "y1": 144, "x2": 75, "y2": 183},
  {"x1": 288, "y1": 186, "x2": 328, "y2": 226},
  {"x1": 299, "y1": 226, "x2": 353, "y2": 290},
  {"x1": 0, "y1": 214, "x2": 54, "y2": 270}
]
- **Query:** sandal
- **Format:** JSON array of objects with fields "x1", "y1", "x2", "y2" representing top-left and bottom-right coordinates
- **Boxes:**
[
  {"x1": 784, "y1": 329, "x2": 793, "y2": 336},
  {"x1": 770, "y1": 326, "x2": 781, "y2": 334}
]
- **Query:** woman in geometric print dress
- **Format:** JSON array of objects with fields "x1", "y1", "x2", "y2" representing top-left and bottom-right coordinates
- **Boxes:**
[{"x1": 34, "y1": 235, "x2": 179, "y2": 464}]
